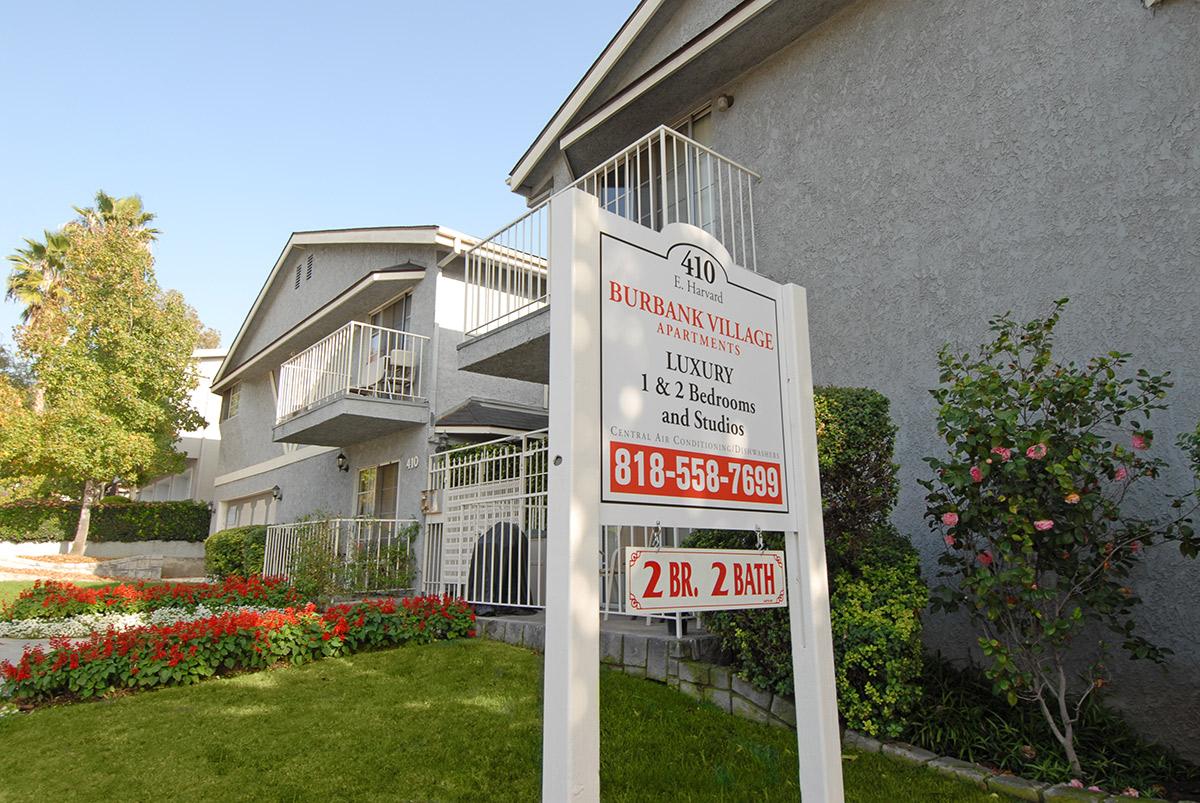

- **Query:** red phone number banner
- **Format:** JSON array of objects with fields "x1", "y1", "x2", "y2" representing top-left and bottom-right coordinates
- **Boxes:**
[{"x1": 608, "y1": 441, "x2": 783, "y2": 505}]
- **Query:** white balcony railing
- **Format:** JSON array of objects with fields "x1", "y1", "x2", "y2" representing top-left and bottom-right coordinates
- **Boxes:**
[
  {"x1": 263, "y1": 517, "x2": 419, "y2": 591},
  {"x1": 275, "y1": 321, "x2": 429, "y2": 424},
  {"x1": 464, "y1": 125, "x2": 761, "y2": 338}
]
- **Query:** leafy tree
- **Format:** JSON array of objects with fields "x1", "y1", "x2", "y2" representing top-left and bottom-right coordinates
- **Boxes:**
[
  {"x1": 5, "y1": 193, "x2": 207, "y2": 550},
  {"x1": 922, "y1": 299, "x2": 1199, "y2": 776},
  {"x1": 0, "y1": 344, "x2": 33, "y2": 391}
]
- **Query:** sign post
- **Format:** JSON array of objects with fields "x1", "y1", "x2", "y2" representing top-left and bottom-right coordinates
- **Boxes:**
[
  {"x1": 543, "y1": 189, "x2": 603, "y2": 802},
  {"x1": 544, "y1": 188, "x2": 843, "y2": 801}
]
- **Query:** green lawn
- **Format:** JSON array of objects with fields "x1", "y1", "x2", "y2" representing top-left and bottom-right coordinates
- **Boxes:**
[{"x1": 0, "y1": 638, "x2": 1000, "y2": 802}]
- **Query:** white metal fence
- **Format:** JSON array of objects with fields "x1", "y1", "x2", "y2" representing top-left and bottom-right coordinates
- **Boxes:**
[
  {"x1": 263, "y1": 518, "x2": 418, "y2": 591},
  {"x1": 421, "y1": 430, "x2": 688, "y2": 617},
  {"x1": 276, "y1": 321, "x2": 429, "y2": 424},
  {"x1": 464, "y1": 125, "x2": 761, "y2": 338}
]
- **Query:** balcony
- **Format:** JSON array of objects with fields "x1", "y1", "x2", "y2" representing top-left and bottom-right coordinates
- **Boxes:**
[
  {"x1": 457, "y1": 125, "x2": 760, "y2": 383},
  {"x1": 272, "y1": 321, "x2": 429, "y2": 446}
]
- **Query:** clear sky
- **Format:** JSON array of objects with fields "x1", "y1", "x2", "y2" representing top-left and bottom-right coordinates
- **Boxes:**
[{"x1": 0, "y1": 1, "x2": 637, "y2": 348}]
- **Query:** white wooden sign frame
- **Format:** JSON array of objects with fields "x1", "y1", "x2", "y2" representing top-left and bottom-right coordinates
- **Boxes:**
[{"x1": 544, "y1": 189, "x2": 844, "y2": 802}]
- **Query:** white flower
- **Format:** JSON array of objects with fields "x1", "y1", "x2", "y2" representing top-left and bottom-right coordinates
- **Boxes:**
[{"x1": 0, "y1": 605, "x2": 287, "y2": 639}]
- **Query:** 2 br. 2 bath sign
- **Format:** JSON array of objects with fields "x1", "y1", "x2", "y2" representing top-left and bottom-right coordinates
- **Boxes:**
[{"x1": 599, "y1": 225, "x2": 792, "y2": 613}]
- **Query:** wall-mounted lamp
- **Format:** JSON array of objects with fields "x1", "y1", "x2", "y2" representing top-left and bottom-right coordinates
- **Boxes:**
[
  {"x1": 715, "y1": 93, "x2": 734, "y2": 112},
  {"x1": 271, "y1": 485, "x2": 282, "y2": 501},
  {"x1": 336, "y1": 452, "x2": 350, "y2": 473}
]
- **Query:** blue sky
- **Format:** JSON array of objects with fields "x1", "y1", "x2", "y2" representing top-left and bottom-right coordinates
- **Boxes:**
[{"x1": 0, "y1": 1, "x2": 636, "y2": 348}]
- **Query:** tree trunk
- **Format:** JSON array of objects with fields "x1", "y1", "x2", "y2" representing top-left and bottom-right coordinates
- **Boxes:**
[
  {"x1": 71, "y1": 479, "x2": 99, "y2": 555},
  {"x1": 1061, "y1": 721, "x2": 1083, "y2": 778},
  {"x1": 31, "y1": 383, "x2": 45, "y2": 414}
]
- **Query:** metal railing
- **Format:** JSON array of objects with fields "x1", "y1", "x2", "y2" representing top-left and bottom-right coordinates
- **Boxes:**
[
  {"x1": 464, "y1": 125, "x2": 761, "y2": 338},
  {"x1": 423, "y1": 430, "x2": 549, "y2": 607},
  {"x1": 275, "y1": 321, "x2": 429, "y2": 424},
  {"x1": 263, "y1": 517, "x2": 419, "y2": 590},
  {"x1": 421, "y1": 430, "x2": 687, "y2": 618}
]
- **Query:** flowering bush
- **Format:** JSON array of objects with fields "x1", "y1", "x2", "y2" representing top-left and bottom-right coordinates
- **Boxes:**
[
  {"x1": 0, "y1": 604, "x2": 282, "y2": 639},
  {"x1": 1, "y1": 577, "x2": 300, "y2": 621},
  {"x1": 922, "y1": 300, "x2": 1199, "y2": 776},
  {"x1": 1, "y1": 596, "x2": 475, "y2": 703}
]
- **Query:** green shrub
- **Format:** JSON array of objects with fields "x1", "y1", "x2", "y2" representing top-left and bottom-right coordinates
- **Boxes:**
[
  {"x1": 205, "y1": 525, "x2": 268, "y2": 579},
  {"x1": 830, "y1": 545, "x2": 927, "y2": 738},
  {"x1": 684, "y1": 386, "x2": 925, "y2": 737},
  {"x1": 0, "y1": 499, "x2": 210, "y2": 543},
  {"x1": 813, "y1": 386, "x2": 898, "y2": 561},
  {"x1": 688, "y1": 525, "x2": 927, "y2": 738}
]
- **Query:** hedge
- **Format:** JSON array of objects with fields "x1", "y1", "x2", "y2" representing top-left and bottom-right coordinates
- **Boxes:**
[
  {"x1": 685, "y1": 386, "x2": 928, "y2": 739},
  {"x1": 0, "y1": 500, "x2": 211, "y2": 544},
  {"x1": 204, "y1": 526, "x2": 268, "y2": 579}
]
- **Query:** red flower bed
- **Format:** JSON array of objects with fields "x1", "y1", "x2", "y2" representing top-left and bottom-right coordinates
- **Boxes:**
[
  {"x1": 1, "y1": 596, "x2": 476, "y2": 704},
  {"x1": 2, "y1": 577, "x2": 301, "y2": 621}
]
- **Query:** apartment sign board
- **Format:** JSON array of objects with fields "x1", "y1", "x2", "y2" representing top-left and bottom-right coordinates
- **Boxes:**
[
  {"x1": 625, "y1": 547, "x2": 787, "y2": 613},
  {"x1": 600, "y1": 227, "x2": 791, "y2": 530}
]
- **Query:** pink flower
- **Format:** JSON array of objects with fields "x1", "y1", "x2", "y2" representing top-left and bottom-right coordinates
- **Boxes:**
[
  {"x1": 1026, "y1": 443, "x2": 1048, "y2": 460},
  {"x1": 990, "y1": 446, "x2": 1012, "y2": 462},
  {"x1": 1068, "y1": 780, "x2": 1084, "y2": 789},
  {"x1": 1131, "y1": 433, "x2": 1148, "y2": 450},
  {"x1": 977, "y1": 551, "x2": 993, "y2": 567},
  {"x1": 1114, "y1": 466, "x2": 1128, "y2": 482},
  {"x1": 944, "y1": 534, "x2": 956, "y2": 547},
  {"x1": 1130, "y1": 540, "x2": 1142, "y2": 554},
  {"x1": 970, "y1": 466, "x2": 984, "y2": 483},
  {"x1": 1122, "y1": 788, "x2": 1140, "y2": 798},
  {"x1": 941, "y1": 512, "x2": 959, "y2": 527},
  {"x1": 1034, "y1": 519, "x2": 1054, "y2": 531},
  {"x1": 1088, "y1": 787, "x2": 1102, "y2": 794}
]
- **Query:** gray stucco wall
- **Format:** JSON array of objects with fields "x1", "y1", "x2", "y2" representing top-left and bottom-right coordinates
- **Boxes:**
[
  {"x1": 234, "y1": 242, "x2": 435, "y2": 364},
  {"x1": 690, "y1": 0, "x2": 1199, "y2": 757}
]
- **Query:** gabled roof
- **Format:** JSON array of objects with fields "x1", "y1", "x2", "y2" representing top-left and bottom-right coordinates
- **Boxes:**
[
  {"x1": 211, "y1": 225, "x2": 476, "y2": 389},
  {"x1": 506, "y1": 0, "x2": 667, "y2": 191},
  {"x1": 507, "y1": 0, "x2": 782, "y2": 192}
]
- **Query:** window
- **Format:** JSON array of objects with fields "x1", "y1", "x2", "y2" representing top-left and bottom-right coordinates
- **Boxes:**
[
  {"x1": 669, "y1": 106, "x2": 716, "y2": 234},
  {"x1": 221, "y1": 383, "x2": 241, "y2": 420},
  {"x1": 224, "y1": 503, "x2": 239, "y2": 529},
  {"x1": 355, "y1": 467, "x2": 377, "y2": 517},
  {"x1": 355, "y1": 463, "x2": 398, "y2": 520},
  {"x1": 370, "y1": 293, "x2": 413, "y2": 333}
]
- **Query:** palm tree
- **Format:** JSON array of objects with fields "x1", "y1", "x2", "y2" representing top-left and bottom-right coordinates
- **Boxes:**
[
  {"x1": 73, "y1": 191, "x2": 159, "y2": 241},
  {"x1": 5, "y1": 229, "x2": 70, "y2": 328}
]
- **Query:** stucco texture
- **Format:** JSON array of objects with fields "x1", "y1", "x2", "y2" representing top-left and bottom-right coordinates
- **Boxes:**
[{"x1": 703, "y1": 0, "x2": 1199, "y2": 758}]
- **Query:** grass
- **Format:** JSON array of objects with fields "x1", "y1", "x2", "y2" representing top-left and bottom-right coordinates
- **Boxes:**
[{"x1": 0, "y1": 639, "x2": 1000, "y2": 802}]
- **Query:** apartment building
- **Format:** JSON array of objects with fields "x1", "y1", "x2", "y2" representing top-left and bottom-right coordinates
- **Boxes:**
[
  {"x1": 208, "y1": 226, "x2": 547, "y2": 558},
  {"x1": 448, "y1": 0, "x2": 1200, "y2": 757}
]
